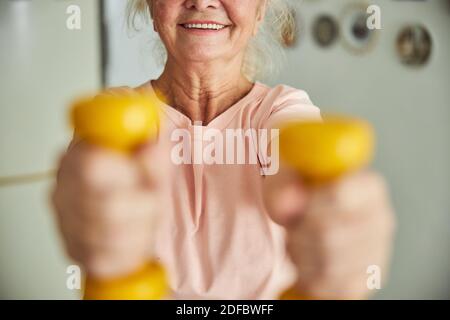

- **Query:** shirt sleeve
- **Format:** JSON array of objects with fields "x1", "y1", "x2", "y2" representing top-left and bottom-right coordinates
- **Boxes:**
[{"x1": 258, "y1": 86, "x2": 321, "y2": 176}]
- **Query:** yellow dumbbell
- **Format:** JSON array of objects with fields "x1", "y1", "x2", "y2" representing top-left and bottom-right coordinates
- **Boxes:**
[
  {"x1": 70, "y1": 92, "x2": 169, "y2": 300},
  {"x1": 278, "y1": 115, "x2": 375, "y2": 300}
]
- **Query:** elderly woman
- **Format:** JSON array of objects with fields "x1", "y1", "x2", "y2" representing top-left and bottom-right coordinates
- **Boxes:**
[{"x1": 52, "y1": 0, "x2": 395, "y2": 299}]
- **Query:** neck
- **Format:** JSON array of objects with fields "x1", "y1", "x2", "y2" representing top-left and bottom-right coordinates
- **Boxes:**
[{"x1": 152, "y1": 55, "x2": 254, "y2": 125}]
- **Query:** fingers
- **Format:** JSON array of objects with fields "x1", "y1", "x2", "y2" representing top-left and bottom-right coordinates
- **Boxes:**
[
  {"x1": 65, "y1": 234, "x2": 150, "y2": 279},
  {"x1": 295, "y1": 272, "x2": 372, "y2": 300},
  {"x1": 286, "y1": 170, "x2": 396, "y2": 299},
  {"x1": 51, "y1": 138, "x2": 165, "y2": 278},
  {"x1": 308, "y1": 170, "x2": 390, "y2": 217},
  {"x1": 135, "y1": 138, "x2": 173, "y2": 194},
  {"x1": 59, "y1": 141, "x2": 144, "y2": 194},
  {"x1": 288, "y1": 206, "x2": 390, "y2": 275},
  {"x1": 135, "y1": 142, "x2": 162, "y2": 187},
  {"x1": 263, "y1": 164, "x2": 309, "y2": 226},
  {"x1": 61, "y1": 189, "x2": 158, "y2": 234},
  {"x1": 56, "y1": 189, "x2": 157, "y2": 278}
]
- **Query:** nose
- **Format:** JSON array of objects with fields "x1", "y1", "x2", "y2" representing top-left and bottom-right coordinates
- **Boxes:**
[{"x1": 184, "y1": 0, "x2": 220, "y2": 11}]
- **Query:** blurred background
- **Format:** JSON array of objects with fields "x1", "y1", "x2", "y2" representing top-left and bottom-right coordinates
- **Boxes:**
[{"x1": 0, "y1": 0, "x2": 449, "y2": 299}]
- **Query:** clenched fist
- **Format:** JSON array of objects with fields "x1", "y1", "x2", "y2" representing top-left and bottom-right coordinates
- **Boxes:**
[
  {"x1": 264, "y1": 166, "x2": 396, "y2": 299},
  {"x1": 51, "y1": 140, "x2": 165, "y2": 279}
]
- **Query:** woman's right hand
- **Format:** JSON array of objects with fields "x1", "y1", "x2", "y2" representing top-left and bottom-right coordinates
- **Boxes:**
[{"x1": 51, "y1": 140, "x2": 162, "y2": 279}]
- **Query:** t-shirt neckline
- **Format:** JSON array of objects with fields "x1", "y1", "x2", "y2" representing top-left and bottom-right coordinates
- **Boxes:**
[{"x1": 143, "y1": 79, "x2": 265, "y2": 129}]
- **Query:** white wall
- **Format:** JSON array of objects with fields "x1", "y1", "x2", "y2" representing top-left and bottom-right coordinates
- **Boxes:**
[
  {"x1": 104, "y1": 0, "x2": 163, "y2": 87},
  {"x1": 0, "y1": 0, "x2": 102, "y2": 299}
]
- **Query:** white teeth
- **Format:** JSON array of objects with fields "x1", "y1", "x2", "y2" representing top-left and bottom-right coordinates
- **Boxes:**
[{"x1": 183, "y1": 23, "x2": 226, "y2": 30}]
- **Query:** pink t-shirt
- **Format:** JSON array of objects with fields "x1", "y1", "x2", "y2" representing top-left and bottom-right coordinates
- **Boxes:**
[{"x1": 137, "y1": 80, "x2": 321, "y2": 299}]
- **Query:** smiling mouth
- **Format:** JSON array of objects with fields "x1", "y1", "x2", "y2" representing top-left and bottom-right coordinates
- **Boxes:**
[{"x1": 180, "y1": 23, "x2": 229, "y2": 31}]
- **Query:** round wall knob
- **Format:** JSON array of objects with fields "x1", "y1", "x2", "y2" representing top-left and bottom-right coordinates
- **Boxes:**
[
  {"x1": 396, "y1": 25, "x2": 432, "y2": 66},
  {"x1": 340, "y1": 2, "x2": 379, "y2": 55},
  {"x1": 312, "y1": 15, "x2": 339, "y2": 48}
]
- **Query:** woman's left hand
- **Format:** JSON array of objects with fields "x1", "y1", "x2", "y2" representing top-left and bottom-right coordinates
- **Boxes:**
[{"x1": 263, "y1": 167, "x2": 396, "y2": 299}]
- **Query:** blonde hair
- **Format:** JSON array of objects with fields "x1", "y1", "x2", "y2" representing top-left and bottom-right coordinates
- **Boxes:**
[{"x1": 126, "y1": 0, "x2": 295, "y2": 81}]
